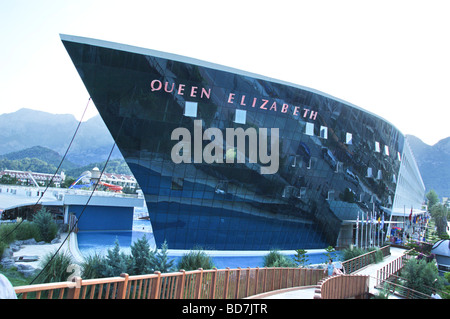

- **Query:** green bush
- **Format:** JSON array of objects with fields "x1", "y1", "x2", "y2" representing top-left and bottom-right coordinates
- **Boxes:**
[
  {"x1": 35, "y1": 250, "x2": 73, "y2": 284},
  {"x1": 152, "y1": 240, "x2": 174, "y2": 273},
  {"x1": 177, "y1": 247, "x2": 215, "y2": 271},
  {"x1": 101, "y1": 239, "x2": 133, "y2": 278},
  {"x1": 400, "y1": 258, "x2": 445, "y2": 296},
  {"x1": 81, "y1": 237, "x2": 175, "y2": 278},
  {"x1": 80, "y1": 252, "x2": 105, "y2": 279},
  {"x1": 263, "y1": 250, "x2": 296, "y2": 267},
  {"x1": 32, "y1": 208, "x2": 58, "y2": 242}
]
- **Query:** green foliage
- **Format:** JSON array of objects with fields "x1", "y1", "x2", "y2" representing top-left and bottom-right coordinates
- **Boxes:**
[
  {"x1": 32, "y1": 207, "x2": 58, "y2": 242},
  {"x1": 323, "y1": 246, "x2": 336, "y2": 263},
  {"x1": 443, "y1": 273, "x2": 450, "y2": 299},
  {"x1": 342, "y1": 246, "x2": 383, "y2": 263},
  {"x1": 35, "y1": 250, "x2": 73, "y2": 284},
  {"x1": 372, "y1": 282, "x2": 392, "y2": 299},
  {"x1": 426, "y1": 189, "x2": 440, "y2": 208},
  {"x1": 0, "y1": 220, "x2": 41, "y2": 255},
  {"x1": 177, "y1": 247, "x2": 215, "y2": 271},
  {"x1": 430, "y1": 203, "x2": 448, "y2": 237},
  {"x1": 80, "y1": 252, "x2": 105, "y2": 279},
  {"x1": 153, "y1": 240, "x2": 174, "y2": 273},
  {"x1": 342, "y1": 246, "x2": 367, "y2": 260},
  {"x1": 81, "y1": 237, "x2": 175, "y2": 279},
  {"x1": 130, "y1": 236, "x2": 154, "y2": 275},
  {"x1": 400, "y1": 258, "x2": 445, "y2": 296},
  {"x1": 293, "y1": 249, "x2": 309, "y2": 266},
  {"x1": 101, "y1": 239, "x2": 133, "y2": 277},
  {"x1": 263, "y1": 250, "x2": 296, "y2": 267}
]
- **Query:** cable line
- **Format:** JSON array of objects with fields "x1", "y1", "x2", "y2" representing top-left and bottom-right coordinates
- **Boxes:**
[{"x1": 0, "y1": 98, "x2": 91, "y2": 242}]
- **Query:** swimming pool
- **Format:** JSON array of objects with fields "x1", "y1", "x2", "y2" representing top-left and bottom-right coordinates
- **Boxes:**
[{"x1": 76, "y1": 219, "x2": 341, "y2": 269}]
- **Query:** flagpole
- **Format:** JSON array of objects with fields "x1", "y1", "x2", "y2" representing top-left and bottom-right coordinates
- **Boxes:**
[{"x1": 356, "y1": 211, "x2": 359, "y2": 248}]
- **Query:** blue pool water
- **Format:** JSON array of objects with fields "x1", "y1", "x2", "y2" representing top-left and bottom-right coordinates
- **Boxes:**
[{"x1": 76, "y1": 219, "x2": 341, "y2": 269}]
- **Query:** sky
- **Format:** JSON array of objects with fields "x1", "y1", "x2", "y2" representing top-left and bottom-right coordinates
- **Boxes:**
[{"x1": 1, "y1": 0, "x2": 449, "y2": 146}]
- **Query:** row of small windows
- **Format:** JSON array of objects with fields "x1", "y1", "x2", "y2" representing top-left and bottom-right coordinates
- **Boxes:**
[{"x1": 184, "y1": 101, "x2": 400, "y2": 160}]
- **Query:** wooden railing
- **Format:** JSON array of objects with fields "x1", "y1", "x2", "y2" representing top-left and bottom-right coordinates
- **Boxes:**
[
  {"x1": 376, "y1": 249, "x2": 413, "y2": 287},
  {"x1": 342, "y1": 245, "x2": 390, "y2": 274},
  {"x1": 313, "y1": 275, "x2": 370, "y2": 299},
  {"x1": 14, "y1": 266, "x2": 326, "y2": 299}
]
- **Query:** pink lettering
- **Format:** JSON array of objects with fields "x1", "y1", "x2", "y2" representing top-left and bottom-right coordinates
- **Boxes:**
[
  {"x1": 228, "y1": 93, "x2": 235, "y2": 104},
  {"x1": 190, "y1": 86, "x2": 198, "y2": 97},
  {"x1": 269, "y1": 101, "x2": 277, "y2": 111},
  {"x1": 201, "y1": 88, "x2": 211, "y2": 99},
  {"x1": 178, "y1": 84, "x2": 185, "y2": 95},
  {"x1": 293, "y1": 106, "x2": 300, "y2": 116},
  {"x1": 252, "y1": 97, "x2": 257, "y2": 107},
  {"x1": 310, "y1": 110, "x2": 318, "y2": 120},
  {"x1": 150, "y1": 80, "x2": 162, "y2": 91},
  {"x1": 303, "y1": 109, "x2": 310, "y2": 118},
  {"x1": 240, "y1": 95, "x2": 246, "y2": 106},
  {"x1": 281, "y1": 103, "x2": 289, "y2": 113},
  {"x1": 164, "y1": 82, "x2": 174, "y2": 93},
  {"x1": 260, "y1": 99, "x2": 268, "y2": 110}
]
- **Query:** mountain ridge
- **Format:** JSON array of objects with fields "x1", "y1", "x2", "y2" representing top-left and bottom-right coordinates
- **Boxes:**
[{"x1": 0, "y1": 108, "x2": 448, "y2": 197}]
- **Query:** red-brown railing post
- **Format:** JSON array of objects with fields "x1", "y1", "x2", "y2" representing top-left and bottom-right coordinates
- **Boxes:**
[
  {"x1": 117, "y1": 273, "x2": 129, "y2": 299},
  {"x1": 195, "y1": 268, "x2": 203, "y2": 299},
  {"x1": 223, "y1": 267, "x2": 230, "y2": 299},
  {"x1": 254, "y1": 267, "x2": 260, "y2": 296},
  {"x1": 245, "y1": 267, "x2": 251, "y2": 298},
  {"x1": 67, "y1": 276, "x2": 82, "y2": 299},
  {"x1": 151, "y1": 271, "x2": 161, "y2": 299},
  {"x1": 176, "y1": 269, "x2": 186, "y2": 299},
  {"x1": 210, "y1": 268, "x2": 218, "y2": 299},
  {"x1": 235, "y1": 268, "x2": 241, "y2": 299}
]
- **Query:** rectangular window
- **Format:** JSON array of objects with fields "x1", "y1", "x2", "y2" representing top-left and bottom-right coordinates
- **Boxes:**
[
  {"x1": 346, "y1": 132, "x2": 353, "y2": 145},
  {"x1": 234, "y1": 109, "x2": 247, "y2": 124},
  {"x1": 377, "y1": 169, "x2": 382, "y2": 180},
  {"x1": 375, "y1": 141, "x2": 380, "y2": 152},
  {"x1": 305, "y1": 122, "x2": 314, "y2": 136},
  {"x1": 367, "y1": 167, "x2": 373, "y2": 178},
  {"x1": 384, "y1": 145, "x2": 390, "y2": 156},
  {"x1": 184, "y1": 101, "x2": 197, "y2": 117},
  {"x1": 320, "y1": 126, "x2": 328, "y2": 139}
]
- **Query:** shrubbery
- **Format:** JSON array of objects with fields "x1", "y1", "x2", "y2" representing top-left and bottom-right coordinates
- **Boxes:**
[
  {"x1": 176, "y1": 247, "x2": 215, "y2": 271},
  {"x1": 263, "y1": 250, "x2": 296, "y2": 267},
  {"x1": 0, "y1": 208, "x2": 58, "y2": 256},
  {"x1": 80, "y1": 237, "x2": 175, "y2": 279}
]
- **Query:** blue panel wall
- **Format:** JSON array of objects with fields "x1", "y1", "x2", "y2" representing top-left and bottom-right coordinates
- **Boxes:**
[{"x1": 69, "y1": 205, "x2": 133, "y2": 231}]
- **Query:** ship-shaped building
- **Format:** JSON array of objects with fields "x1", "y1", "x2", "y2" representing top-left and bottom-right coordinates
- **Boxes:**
[{"x1": 61, "y1": 34, "x2": 425, "y2": 251}]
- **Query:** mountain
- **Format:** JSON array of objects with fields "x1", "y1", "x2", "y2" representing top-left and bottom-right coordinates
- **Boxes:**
[
  {"x1": 0, "y1": 109, "x2": 448, "y2": 197},
  {"x1": 0, "y1": 145, "x2": 79, "y2": 171},
  {"x1": 0, "y1": 108, "x2": 122, "y2": 165},
  {"x1": 406, "y1": 135, "x2": 450, "y2": 198}
]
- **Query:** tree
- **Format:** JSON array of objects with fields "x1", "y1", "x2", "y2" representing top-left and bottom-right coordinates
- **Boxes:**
[
  {"x1": 130, "y1": 236, "x2": 154, "y2": 275},
  {"x1": 426, "y1": 189, "x2": 439, "y2": 208},
  {"x1": 430, "y1": 204, "x2": 449, "y2": 237},
  {"x1": 401, "y1": 258, "x2": 445, "y2": 296},
  {"x1": 293, "y1": 249, "x2": 309, "y2": 266},
  {"x1": 152, "y1": 240, "x2": 174, "y2": 273},
  {"x1": 101, "y1": 239, "x2": 132, "y2": 277}
]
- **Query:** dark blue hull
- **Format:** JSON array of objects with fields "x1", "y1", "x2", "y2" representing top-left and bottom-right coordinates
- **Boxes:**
[{"x1": 62, "y1": 35, "x2": 404, "y2": 250}]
